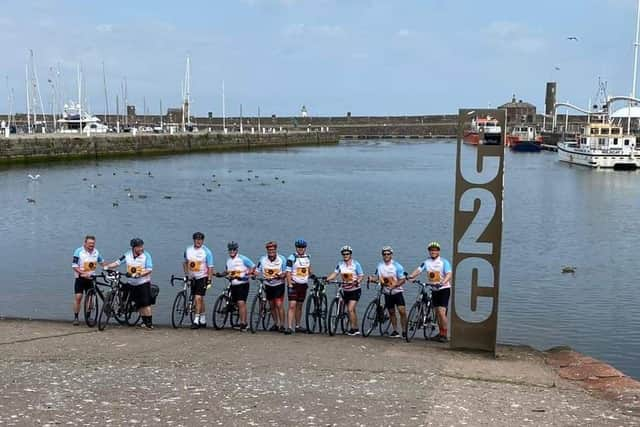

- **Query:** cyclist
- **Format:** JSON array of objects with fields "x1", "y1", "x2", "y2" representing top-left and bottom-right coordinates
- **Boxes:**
[
  {"x1": 71, "y1": 235, "x2": 106, "y2": 326},
  {"x1": 284, "y1": 238, "x2": 312, "y2": 335},
  {"x1": 407, "y1": 241, "x2": 452, "y2": 342},
  {"x1": 224, "y1": 241, "x2": 255, "y2": 332},
  {"x1": 371, "y1": 246, "x2": 407, "y2": 338},
  {"x1": 326, "y1": 245, "x2": 364, "y2": 336},
  {"x1": 106, "y1": 238, "x2": 155, "y2": 329},
  {"x1": 183, "y1": 232, "x2": 216, "y2": 329},
  {"x1": 256, "y1": 241, "x2": 287, "y2": 332}
]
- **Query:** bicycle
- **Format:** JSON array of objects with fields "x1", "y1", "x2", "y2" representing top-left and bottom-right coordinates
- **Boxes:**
[
  {"x1": 211, "y1": 272, "x2": 240, "y2": 330},
  {"x1": 83, "y1": 273, "x2": 111, "y2": 327},
  {"x1": 326, "y1": 281, "x2": 352, "y2": 336},
  {"x1": 170, "y1": 275, "x2": 196, "y2": 328},
  {"x1": 248, "y1": 278, "x2": 273, "y2": 333},
  {"x1": 97, "y1": 271, "x2": 141, "y2": 331},
  {"x1": 360, "y1": 278, "x2": 392, "y2": 337},
  {"x1": 305, "y1": 275, "x2": 328, "y2": 334},
  {"x1": 405, "y1": 278, "x2": 439, "y2": 342}
]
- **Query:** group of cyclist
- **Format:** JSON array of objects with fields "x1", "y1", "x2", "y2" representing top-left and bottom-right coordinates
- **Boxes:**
[{"x1": 72, "y1": 233, "x2": 452, "y2": 341}]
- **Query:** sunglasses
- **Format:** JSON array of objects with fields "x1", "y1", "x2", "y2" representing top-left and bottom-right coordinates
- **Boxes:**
[
  {"x1": 382, "y1": 252, "x2": 392, "y2": 256},
  {"x1": 341, "y1": 252, "x2": 351, "y2": 256}
]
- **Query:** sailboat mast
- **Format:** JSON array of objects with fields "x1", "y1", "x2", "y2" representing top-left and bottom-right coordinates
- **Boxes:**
[
  {"x1": 78, "y1": 64, "x2": 82, "y2": 134},
  {"x1": 633, "y1": 0, "x2": 640, "y2": 99},
  {"x1": 222, "y1": 80, "x2": 226, "y2": 132},
  {"x1": 102, "y1": 61, "x2": 109, "y2": 126},
  {"x1": 25, "y1": 64, "x2": 31, "y2": 134}
]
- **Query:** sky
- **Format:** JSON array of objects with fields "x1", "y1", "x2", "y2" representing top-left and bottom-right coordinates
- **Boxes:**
[{"x1": 1, "y1": 0, "x2": 640, "y2": 117}]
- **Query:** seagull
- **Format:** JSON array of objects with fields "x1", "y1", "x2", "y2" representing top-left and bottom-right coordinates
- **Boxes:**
[
  {"x1": 127, "y1": 192, "x2": 133, "y2": 198},
  {"x1": 26, "y1": 198, "x2": 36, "y2": 203},
  {"x1": 163, "y1": 195, "x2": 172, "y2": 199},
  {"x1": 137, "y1": 194, "x2": 147, "y2": 199},
  {"x1": 27, "y1": 174, "x2": 40, "y2": 181},
  {"x1": 112, "y1": 201, "x2": 119, "y2": 207},
  {"x1": 554, "y1": 66, "x2": 561, "y2": 71},
  {"x1": 567, "y1": 36, "x2": 578, "y2": 41},
  {"x1": 206, "y1": 188, "x2": 212, "y2": 192}
]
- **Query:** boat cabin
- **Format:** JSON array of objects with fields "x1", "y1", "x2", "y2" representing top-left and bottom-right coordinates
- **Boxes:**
[{"x1": 570, "y1": 123, "x2": 637, "y2": 153}]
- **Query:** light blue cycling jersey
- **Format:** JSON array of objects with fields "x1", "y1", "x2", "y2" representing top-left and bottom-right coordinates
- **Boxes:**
[
  {"x1": 116, "y1": 250, "x2": 153, "y2": 286},
  {"x1": 225, "y1": 254, "x2": 255, "y2": 285},
  {"x1": 257, "y1": 254, "x2": 287, "y2": 286},
  {"x1": 286, "y1": 253, "x2": 312, "y2": 284},
  {"x1": 418, "y1": 256, "x2": 452, "y2": 289},
  {"x1": 184, "y1": 245, "x2": 214, "y2": 280},
  {"x1": 374, "y1": 260, "x2": 405, "y2": 295},
  {"x1": 333, "y1": 260, "x2": 364, "y2": 291},
  {"x1": 72, "y1": 247, "x2": 104, "y2": 278}
]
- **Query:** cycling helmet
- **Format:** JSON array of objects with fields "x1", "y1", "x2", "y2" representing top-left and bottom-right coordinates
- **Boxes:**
[
  {"x1": 427, "y1": 241, "x2": 441, "y2": 250},
  {"x1": 265, "y1": 240, "x2": 277, "y2": 249},
  {"x1": 340, "y1": 245, "x2": 352, "y2": 254},
  {"x1": 192, "y1": 232, "x2": 205, "y2": 240},
  {"x1": 227, "y1": 241, "x2": 239, "y2": 251},
  {"x1": 381, "y1": 245, "x2": 393, "y2": 254},
  {"x1": 294, "y1": 238, "x2": 307, "y2": 248},
  {"x1": 130, "y1": 238, "x2": 144, "y2": 248}
]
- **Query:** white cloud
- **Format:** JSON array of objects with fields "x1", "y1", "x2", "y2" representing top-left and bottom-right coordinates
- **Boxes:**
[
  {"x1": 482, "y1": 21, "x2": 545, "y2": 54},
  {"x1": 96, "y1": 24, "x2": 113, "y2": 33}
]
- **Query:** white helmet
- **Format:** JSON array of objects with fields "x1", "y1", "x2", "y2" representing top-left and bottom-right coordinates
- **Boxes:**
[{"x1": 340, "y1": 245, "x2": 352, "y2": 254}]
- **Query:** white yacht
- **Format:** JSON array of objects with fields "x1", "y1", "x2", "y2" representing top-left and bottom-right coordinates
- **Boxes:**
[
  {"x1": 557, "y1": 122, "x2": 640, "y2": 169},
  {"x1": 57, "y1": 103, "x2": 108, "y2": 134}
]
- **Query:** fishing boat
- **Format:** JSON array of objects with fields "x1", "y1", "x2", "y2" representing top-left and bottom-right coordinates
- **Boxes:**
[
  {"x1": 506, "y1": 126, "x2": 542, "y2": 152},
  {"x1": 463, "y1": 116, "x2": 502, "y2": 145},
  {"x1": 557, "y1": 121, "x2": 640, "y2": 169}
]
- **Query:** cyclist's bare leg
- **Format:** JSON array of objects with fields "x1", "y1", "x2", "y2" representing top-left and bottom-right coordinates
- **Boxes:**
[
  {"x1": 237, "y1": 300, "x2": 247, "y2": 324},
  {"x1": 436, "y1": 306, "x2": 448, "y2": 336},
  {"x1": 397, "y1": 305, "x2": 407, "y2": 333},
  {"x1": 73, "y1": 293, "x2": 83, "y2": 316},
  {"x1": 287, "y1": 300, "x2": 297, "y2": 329},
  {"x1": 194, "y1": 295, "x2": 204, "y2": 314},
  {"x1": 139, "y1": 305, "x2": 152, "y2": 316},
  {"x1": 277, "y1": 300, "x2": 285, "y2": 327},
  {"x1": 388, "y1": 307, "x2": 398, "y2": 332},
  {"x1": 295, "y1": 302, "x2": 304, "y2": 327},
  {"x1": 347, "y1": 300, "x2": 358, "y2": 328}
]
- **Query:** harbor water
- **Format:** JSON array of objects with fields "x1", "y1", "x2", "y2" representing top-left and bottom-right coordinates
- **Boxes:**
[{"x1": 0, "y1": 139, "x2": 638, "y2": 379}]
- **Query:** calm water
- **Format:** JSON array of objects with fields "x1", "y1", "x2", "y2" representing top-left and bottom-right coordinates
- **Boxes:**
[{"x1": 0, "y1": 140, "x2": 638, "y2": 379}]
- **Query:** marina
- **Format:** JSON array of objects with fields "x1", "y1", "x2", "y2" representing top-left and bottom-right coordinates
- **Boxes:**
[{"x1": 1, "y1": 139, "x2": 639, "y2": 380}]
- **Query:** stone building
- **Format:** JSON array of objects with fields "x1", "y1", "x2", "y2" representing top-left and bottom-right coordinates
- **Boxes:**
[{"x1": 498, "y1": 95, "x2": 536, "y2": 125}]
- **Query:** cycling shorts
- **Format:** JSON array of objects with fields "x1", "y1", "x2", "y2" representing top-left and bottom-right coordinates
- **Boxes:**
[
  {"x1": 130, "y1": 282, "x2": 152, "y2": 308},
  {"x1": 191, "y1": 277, "x2": 209, "y2": 296},
  {"x1": 384, "y1": 292, "x2": 405, "y2": 309},
  {"x1": 265, "y1": 283, "x2": 285, "y2": 301},
  {"x1": 432, "y1": 288, "x2": 450, "y2": 308},
  {"x1": 287, "y1": 283, "x2": 308, "y2": 302},
  {"x1": 74, "y1": 277, "x2": 93, "y2": 294},
  {"x1": 343, "y1": 288, "x2": 361, "y2": 303},
  {"x1": 230, "y1": 282, "x2": 250, "y2": 303}
]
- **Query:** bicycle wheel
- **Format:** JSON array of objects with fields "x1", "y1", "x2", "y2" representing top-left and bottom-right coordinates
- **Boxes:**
[
  {"x1": 305, "y1": 295, "x2": 321, "y2": 334},
  {"x1": 212, "y1": 294, "x2": 229, "y2": 330},
  {"x1": 424, "y1": 303, "x2": 438, "y2": 340},
  {"x1": 249, "y1": 293, "x2": 261, "y2": 333},
  {"x1": 262, "y1": 300, "x2": 272, "y2": 331},
  {"x1": 84, "y1": 288, "x2": 99, "y2": 327},
  {"x1": 125, "y1": 302, "x2": 141, "y2": 326},
  {"x1": 379, "y1": 304, "x2": 392, "y2": 336},
  {"x1": 360, "y1": 300, "x2": 378, "y2": 337},
  {"x1": 171, "y1": 291, "x2": 187, "y2": 328},
  {"x1": 98, "y1": 292, "x2": 114, "y2": 331},
  {"x1": 229, "y1": 303, "x2": 240, "y2": 328},
  {"x1": 113, "y1": 290, "x2": 127, "y2": 325},
  {"x1": 327, "y1": 298, "x2": 340, "y2": 336},
  {"x1": 406, "y1": 302, "x2": 422, "y2": 343}
]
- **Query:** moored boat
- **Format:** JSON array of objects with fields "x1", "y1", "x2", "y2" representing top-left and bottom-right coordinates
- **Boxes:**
[
  {"x1": 557, "y1": 122, "x2": 640, "y2": 169},
  {"x1": 463, "y1": 116, "x2": 502, "y2": 145},
  {"x1": 506, "y1": 126, "x2": 542, "y2": 152}
]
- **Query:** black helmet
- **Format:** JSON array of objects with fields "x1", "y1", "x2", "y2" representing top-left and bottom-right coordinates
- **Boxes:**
[
  {"x1": 192, "y1": 232, "x2": 205, "y2": 240},
  {"x1": 227, "y1": 241, "x2": 239, "y2": 251},
  {"x1": 130, "y1": 238, "x2": 144, "y2": 248}
]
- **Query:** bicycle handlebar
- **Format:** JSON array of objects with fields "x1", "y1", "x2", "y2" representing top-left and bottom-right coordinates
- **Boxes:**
[{"x1": 170, "y1": 275, "x2": 189, "y2": 286}]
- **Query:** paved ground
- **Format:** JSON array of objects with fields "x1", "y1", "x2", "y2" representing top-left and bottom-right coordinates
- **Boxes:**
[{"x1": 0, "y1": 319, "x2": 638, "y2": 426}]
